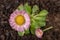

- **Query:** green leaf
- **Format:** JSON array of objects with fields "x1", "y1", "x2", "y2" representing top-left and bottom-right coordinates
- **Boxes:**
[
  {"x1": 32, "y1": 5, "x2": 39, "y2": 14},
  {"x1": 30, "y1": 27, "x2": 35, "y2": 35},
  {"x1": 39, "y1": 10, "x2": 48, "y2": 16},
  {"x1": 30, "y1": 20, "x2": 40, "y2": 34},
  {"x1": 30, "y1": 23, "x2": 40, "y2": 34},
  {"x1": 30, "y1": 23, "x2": 36, "y2": 34},
  {"x1": 17, "y1": 4, "x2": 24, "y2": 10},
  {"x1": 25, "y1": 29, "x2": 30, "y2": 34},
  {"x1": 38, "y1": 21, "x2": 46, "y2": 27},
  {"x1": 18, "y1": 32, "x2": 25, "y2": 36},
  {"x1": 31, "y1": 19, "x2": 39, "y2": 28},
  {"x1": 34, "y1": 16, "x2": 46, "y2": 21},
  {"x1": 32, "y1": 19, "x2": 46, "y2": 27},
  {"x1": 24, "y1": 3, "x2": 31, "y2": 14}
]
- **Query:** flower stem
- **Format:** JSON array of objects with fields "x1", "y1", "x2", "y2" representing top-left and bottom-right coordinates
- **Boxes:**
[{"x1": 43, "y1": 26, "x2": 53, "y2": 32}]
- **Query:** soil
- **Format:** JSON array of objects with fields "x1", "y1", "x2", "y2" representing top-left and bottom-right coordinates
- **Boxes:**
[{"x1": 0, "y1": 0, "x2": 60, "y2": 40}]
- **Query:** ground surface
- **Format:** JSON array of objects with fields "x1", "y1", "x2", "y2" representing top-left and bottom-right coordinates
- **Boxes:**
[{"x1": 0, "y1": 0, "x2": 60, "y2": 40}]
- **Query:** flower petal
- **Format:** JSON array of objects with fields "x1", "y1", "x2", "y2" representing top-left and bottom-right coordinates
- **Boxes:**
[
  {"x1": 16, "y1": 26, "x2": 24, "y2": 32},
  {"x1": 23, "y1": 21, "x2": 30, "y2": 30},
  {"x1": 23, "y1": 13, "x2": 30, "y2": 30}
]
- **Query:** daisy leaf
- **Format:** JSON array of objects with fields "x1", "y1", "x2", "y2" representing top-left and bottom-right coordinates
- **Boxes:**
[
  {"x1": 38, "y1": 21, "x2": 46, "y2": 27},
  {"x1": 32, "y1": 5, "x2": 39, "y2": 14},
  {"x1": 17, "y1": 4, "x2": 24, "y2": 10},
  {"x1": 31, "y1": 19, "x2": 39, "y2": 28},
  {"x1": 30, "y1": 16, "x2": 35, "y2": 34},
  {"x1": 24, "y1": 3, "x2": 31, "y2": 14},
  {"x1": 39, "y1": 10, "x2": 48, "y2": 16},
  {"x1": 18, "y1": 32, "x2": 25, "y2": 36},
  {"x1": 32, "y1": 19, "x2": 46, "y2": 27},
  {"x1": 34, "y1": 18, "x2": 46, "y2": 27},
  {"x1": 31, "y1": 22, "x2": 39, "y2": 29},
  {"x1": 25, "y1": 29, "x2": 30, "y2": 34},
  {"x1": 35, "y1": 10, "x2": 48, "y2": 17},
  {"x1": 30, "y1": 19, "x2": 40, "y2": 34},
  {"x1": 30, "y1": 23, "x2": 36, "y2": 34},
  {"x1": 30, "y1": 27, "x2": 35, "y2": 35},
  {"x1": 34, "y1": 16, "x2": 46, "y2": 21},
  {"x1": 30, "y1": 21, "x2": 46, "y2": 34}
]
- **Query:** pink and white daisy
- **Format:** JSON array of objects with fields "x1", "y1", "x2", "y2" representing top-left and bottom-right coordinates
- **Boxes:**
[
  {"x1": 35, "y1": 28, "x2": 43, "y2": 38},
  {"x1": 9, "y1": 9, "x2": 30, "y2": 32}
]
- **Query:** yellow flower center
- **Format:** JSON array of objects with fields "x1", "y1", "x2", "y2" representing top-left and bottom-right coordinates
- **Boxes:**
[{"x1": 15, "y1": 15, "x2": 25, "y2": 25}]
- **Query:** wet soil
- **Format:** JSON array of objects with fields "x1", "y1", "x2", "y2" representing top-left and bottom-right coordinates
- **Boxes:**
[{"x1": 0, "y1": 0, "x2": 60, "y2": 40}]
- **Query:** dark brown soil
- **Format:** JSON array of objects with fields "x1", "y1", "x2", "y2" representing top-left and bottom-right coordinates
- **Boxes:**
[{"x1": 0, "y1": 0, "x2": 60, "y2": 40}]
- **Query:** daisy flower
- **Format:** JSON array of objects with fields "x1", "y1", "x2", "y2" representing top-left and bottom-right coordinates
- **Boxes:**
[
  {"x1": 35, "y1": 28, "x2": 43, "y2": 38},
  {"x1": 9, "y1": 3, "x2": 52, "y2": 37},
  {"x1": 9, "y1": 9, "x2": 30, "y2": 32}
]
